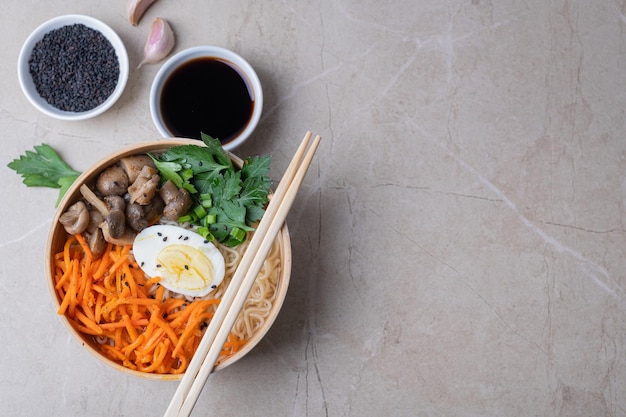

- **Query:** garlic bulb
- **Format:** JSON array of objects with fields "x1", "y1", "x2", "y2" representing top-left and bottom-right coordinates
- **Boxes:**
[
  {"x1": 138, "y1": 18, "x2": 175, "y2": 69},
  {"x1": 128, "y1": 0, "x2": 157, "y2": 26}
]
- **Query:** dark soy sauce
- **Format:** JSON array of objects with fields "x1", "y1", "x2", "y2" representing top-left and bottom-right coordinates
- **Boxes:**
[{"x1": 160, "y1": 57, "x2": 255, "y2": 144}]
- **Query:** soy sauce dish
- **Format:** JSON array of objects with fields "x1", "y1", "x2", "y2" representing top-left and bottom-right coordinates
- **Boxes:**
[
  {"x1": 17, "y1": 15, "x2": 129, "y2": 121},
  {"x1": 150, "y1": 46, "x2": 263, "y2": 151}
]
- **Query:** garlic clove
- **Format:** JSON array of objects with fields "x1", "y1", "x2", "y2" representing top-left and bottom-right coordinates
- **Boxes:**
[
  {"x1": 128, "y1": 0, "x2": 157, "y2": 26},
  {"x1": 137, "y1": 18, "x2": 175, "y2": 69}
]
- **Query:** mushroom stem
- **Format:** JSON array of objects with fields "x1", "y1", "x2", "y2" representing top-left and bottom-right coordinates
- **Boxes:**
[{"x1": 80, "y1": 184, "x2": 110, "y2": 216}]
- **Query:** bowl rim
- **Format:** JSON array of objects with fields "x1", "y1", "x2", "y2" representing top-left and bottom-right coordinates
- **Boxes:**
[
  {"x1": 17, "y1": 14, "x2": 129, "y2": 121},
  {"x1": 149, "y1": 46, "x2": 263, "y2": 151},
  {"x1": 46, "y1": 139, "x2": 291, "y2": 380}
]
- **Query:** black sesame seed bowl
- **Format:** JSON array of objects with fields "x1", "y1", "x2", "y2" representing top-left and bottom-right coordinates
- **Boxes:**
[{"x1": 17, "y1": 15, "x2": 129, "y2": 121}]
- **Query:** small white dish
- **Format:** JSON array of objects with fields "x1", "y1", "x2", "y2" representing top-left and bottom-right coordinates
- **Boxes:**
[
  {"x1": 150, "y1": 46, "x2": 263, "y2": 151},
  {"x1": 17, "y1": 15, "x2": 129, "y2": 121}
]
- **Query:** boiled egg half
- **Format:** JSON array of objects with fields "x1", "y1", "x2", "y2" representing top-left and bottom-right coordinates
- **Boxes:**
[{"x1": 133, "y1": 224, "x2": 225, "y2": 297}]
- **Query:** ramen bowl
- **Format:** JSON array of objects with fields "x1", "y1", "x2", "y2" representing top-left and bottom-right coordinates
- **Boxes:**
[{"x1": 45, "y1": 139, "x2": 291, "y2": 380}]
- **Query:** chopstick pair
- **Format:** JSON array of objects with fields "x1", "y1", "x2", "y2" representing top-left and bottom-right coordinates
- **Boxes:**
[{"x1": 164, "y1": 131, "x2": 321, "y2": 417}]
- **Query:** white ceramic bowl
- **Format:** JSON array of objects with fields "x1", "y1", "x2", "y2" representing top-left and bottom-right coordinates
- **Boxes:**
[
  {"x1": 150, "y1": 46, "x2": 263, "y2": 151},
  {"x1": 17, "y1": 15, "x2": 129, "y2": 121}
]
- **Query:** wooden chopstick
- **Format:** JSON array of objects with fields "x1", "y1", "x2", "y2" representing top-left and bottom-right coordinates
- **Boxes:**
[{"x1": 164, "y1": 131, "x2": 321, "y2": 417}]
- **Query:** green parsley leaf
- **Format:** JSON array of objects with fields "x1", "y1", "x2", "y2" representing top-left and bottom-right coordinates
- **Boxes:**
[
  {"x1": 150, "y1": 133, "x2": 272, "y2": 246},
  {"x1": 8, "y1": 144, "x2": 81, "y2": 207},
  {"x1": 149, "y1": 157, "x2": 185, "y2": 187},
  {"x1": 241, "y1": 155, "x2": 271, "y2": 180}
]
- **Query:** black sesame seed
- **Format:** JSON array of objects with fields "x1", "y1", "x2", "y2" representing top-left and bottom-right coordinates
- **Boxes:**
[
  {"x1": 211, "y1": 285, "x2": 217, "y2": 289},
  {"x1": 140, "y1": 261, "x2": 145, "y2": 267},
  {"x1": 184, "y1": 265, "x2": 189, "y2": 270},
  {"x1": 178, "y1": 235, "x2": 183, "y2": 240},
  {"x1": 157, "y1": 232, "x2": 163, "y2": 237},
  {"x1": 163, "y1": 236, "x2": 168, "y2": 242},
  {"x1": 183, "y1": 236, "x2": 189, "y2": 241},
  {"x1": 156, "y1": 264, "x2": 161, "y2": 268},
  {"x1": 28, "y1": 24, "x2": 120, "y2": 112}
]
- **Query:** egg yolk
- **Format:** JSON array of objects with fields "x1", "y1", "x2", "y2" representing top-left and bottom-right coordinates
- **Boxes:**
[{"x1": 155, "y1": 244, "x2": 215, "y2": 292}]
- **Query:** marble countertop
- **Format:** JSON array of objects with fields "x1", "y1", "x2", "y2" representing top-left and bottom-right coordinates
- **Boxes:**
[{"x1": 2, "y1": 1, "x2": 626, "y2": 416}]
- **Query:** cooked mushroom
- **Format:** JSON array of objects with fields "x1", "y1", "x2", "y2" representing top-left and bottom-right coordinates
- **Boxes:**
[
  {"x1": 159, "y1": 180, "x2": 179, "y2": 204},
  {"x1": 126, "y1": 203, "x2": 149, "y2": 232},
  {"x1": 103, "y1": 196, "x2": 126, "y2": 239},
  {"x1": 143, "y1": 195, "x2": 165, "y2": 222},
  {"x1": 104, "y1": 195, "x2": 126, "y2": 212},
  {"x1": 80, "y1": 184, "x2": 110, "y2": 216},
  {"x1": 119, "y1": 155, "x2": 155, "y2": 183},
  {"x1": 163, "y1": 188, "x2": 193, "y2": 220},
  {"x1": 128, "y1": 165, "x2": 160, "y2": 205},
  {"x1": 96, "y1": 165, "x2": 129, "y2": 196},
  {"x1": 59, "y1": 201, "x2": 90, "y2": 235},
  {"x1": 101, "y1": 222, "x2": 136, "y2": 246},
  {"x1": 80, "y1": 184, "x2": 135, "y2": 244},
  {"x1": 104, "y1": 210, "x2": 125, "y2": 239},
  {"x1": 87, "y1": 228, "x2": 107, "y2": 258},
  {"x1": 86, "y1": 210, "x2": 105, "y2": 234}
]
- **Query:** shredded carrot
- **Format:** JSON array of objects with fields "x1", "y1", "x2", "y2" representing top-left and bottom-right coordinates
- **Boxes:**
[{"x1": 52, "y1": 233, "x2": 242, "y2": 375}]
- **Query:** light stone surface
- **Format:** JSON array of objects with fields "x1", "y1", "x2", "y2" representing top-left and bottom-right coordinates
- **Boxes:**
[{"x1": 2, "y1": 1, "x2": 626, "y2": 416}]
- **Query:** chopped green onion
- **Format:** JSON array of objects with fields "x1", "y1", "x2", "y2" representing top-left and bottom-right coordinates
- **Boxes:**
[
  {"x1": 200, "y1": 194, "x2": 213, "y2": 208},
  {"x1": 197, "y1": 226, "x2": 214, "y2": 241},
  {"x1": 193, "y1": 205, "x2": 207, "y2": 219},
  {"x1": 181, "y1": 168, "x2": 194, "y2": 181},
  {"x1": 229, "y1": 227, "x2": 246, "y2": 242},
  {"x1": 178, "y1": 213, "x2": 197, "y2": 224}
]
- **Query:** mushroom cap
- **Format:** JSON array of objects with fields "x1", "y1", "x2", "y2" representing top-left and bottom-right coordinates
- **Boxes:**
[
  {"x1": 87, "y1": 209, "x2": 105, "y2": 234},
  {"x1": 104, "y1": 195, "x2": 126, "y2": 212},
  {"x1": 59, "y1": 201, "x2": 90, "y2": 235},
  {"x1": 143, "y1": 195, "x2": 165, "y2": 222},
  {"x1": 158, "y1": 180, "x2": 178, "y2": 204},
  {"x1": 126, "y1": 203, "x2": 149, "y2": 232},
  {"x1": 87, "y1": 228, "x2": 107, "y2": 258},
  {"x1": 163, "y1": 188, "x2": 193, "y2": 220},
  {"x1": 104, "y1": 210, "x2": 126, "y2": 239},
  {"x1": 96, "y1": 166, "x2": 129, "y2": 196},
  {"x1": 119, "y1": 155, "x2": 155, "y2": 183}
]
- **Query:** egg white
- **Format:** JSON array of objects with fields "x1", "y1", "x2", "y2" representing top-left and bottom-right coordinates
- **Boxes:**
[{"x1": 133, "y1": 224, "x2": 225, "y2": 297}]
